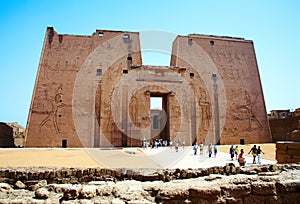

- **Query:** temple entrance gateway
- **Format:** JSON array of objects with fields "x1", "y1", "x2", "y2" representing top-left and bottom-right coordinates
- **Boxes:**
[
  {"x1": 108, "y1": 65, "x2": 209, "y2": 148},
  {"x1": 25, "y1": 28, "x2": 271, "y2": 148}
]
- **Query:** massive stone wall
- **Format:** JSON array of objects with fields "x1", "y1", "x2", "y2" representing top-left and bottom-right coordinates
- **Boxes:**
[
  {"x1": 171, "y1": 34, "x2": 271, "y2": 144},
  {"x1": 25, "y1": 27, "x2": 142, "y2": 147},
  {"x1": 25, "y1": 28, "x2": 271, "y2": 147}
]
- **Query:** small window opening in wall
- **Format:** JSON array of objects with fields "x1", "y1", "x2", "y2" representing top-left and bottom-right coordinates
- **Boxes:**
[
  {"x1": 190, "y1": 73, "x2": 194, "y2": 79},
  {"x1": 58, "y1": 114, "x2": 61, "y2": 117},
  {"x1": 210, "y1": 40, "x2": 214, "y2": 45},
  {"x1": 127, "y1": 55, "x2": 132, "y2": 67},
  {"x1": 127, "y1": 56, "x2": 132, "y2": 61},
  {"x1": 188, "y1": 38, "x2": 193, "y2": 45},
  {"x1": 96, "y1": 68, "x2": 102, "y2": 76},
  {"x1": 212, "y1": 73, "x2": 217, "y2": 78},
  {"x1": 240, "y1": 139, "x2": 245, "y2": 145},
  {"x1": 62, "y1": 139, "x2": 67, "y2": 148},
  {"x1": 123, "y1": 34, "x2": 130, "y2": 39},
  {"x1": 98, "y1": 32, "x2": 104, "y2": 37},
  {"x1": 59, "y1": 99, "x2": 62, "y2": 102},
  {"x1": 123, "y1": 70, "x2": 128, "y2": 74},
  {"x1": 123, "y1": 34, "x2": 130, "y2": 43}
]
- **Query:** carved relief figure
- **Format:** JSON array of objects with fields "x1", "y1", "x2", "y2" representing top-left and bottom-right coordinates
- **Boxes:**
[
  {"x1": 231, "y1": 89, "x2": 263, "y2": 134},
  {"x1": 198, "y1": 88, "x2": 211, "y2": 130},
  {"x1": 39, "y1": 84, "x2": 70, "y2": 133}
]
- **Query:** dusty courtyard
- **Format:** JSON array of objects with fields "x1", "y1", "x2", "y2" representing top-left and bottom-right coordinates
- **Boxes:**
[{"x1": 0, "y1": 144, "x2": 276, "y2": 169}]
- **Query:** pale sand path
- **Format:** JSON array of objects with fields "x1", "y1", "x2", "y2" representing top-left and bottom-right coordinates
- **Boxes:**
[{"x1": 138, "y1": 143, "x2": 276, "y2": 169}]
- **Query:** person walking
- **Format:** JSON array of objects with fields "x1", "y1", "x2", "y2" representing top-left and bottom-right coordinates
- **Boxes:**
[
  {"x1": 257, "y1": 146, "x2": 265, "y2": 164},
  {"x1": 169, "y1": 140, "x2": 173, "y2": 148},
  {"x1": 199, "y1": 142, "x2": 204, "y2": 155},
  {"x1": 208, "y1": 143, "x2": 213, "y2": 158},
  {"x1": 248, "y1": 144, "x2": 258, "y2": 164},
  {"x1": 235, "y1": 146, "x2": 239, "y2": 160},
  {"x1": 229, "y1": 145, "x2": 235, "y2": 160},
  {"x1": 238, "y1": 149, "x2": 246, "y2": 166},
  {"x1": 175, "y1": 141, "x2": 179, "y2": 152},
  {"x1": 193, "y1": 143, "x2": 198, "y2": 155},
  {"x1": 213, "y1": 145, "x2": 218, "y2": 157}
]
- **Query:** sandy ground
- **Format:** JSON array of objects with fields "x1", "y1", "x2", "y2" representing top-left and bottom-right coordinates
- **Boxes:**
[
  {"x1": 0, "y1": 143, "x2": 276, "y2": 169},
  {"x1": 217, "y1": 143, "x2": 275, "y2": 160},
  {"x1": 0, "y1": 148, "x2": 163, "y2": 168},
  {"x1": 0, "y1": 148, "x2": 102, "y2": 168}
]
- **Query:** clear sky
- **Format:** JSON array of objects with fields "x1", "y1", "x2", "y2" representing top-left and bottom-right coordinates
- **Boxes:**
[{"x1": 0, "y1": 0, "x2": 299, "y2": 127}]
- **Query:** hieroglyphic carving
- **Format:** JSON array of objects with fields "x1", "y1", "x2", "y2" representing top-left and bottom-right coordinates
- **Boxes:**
[
  {"x1": 39, "y1": 84, "x2": 71, "y2": 133},
  {"x1": 230, "y1": 88, "x2": 263, "y2": 135},
  {"x1": 222, "y1": 67, "x2": 250, "y2": 82}
]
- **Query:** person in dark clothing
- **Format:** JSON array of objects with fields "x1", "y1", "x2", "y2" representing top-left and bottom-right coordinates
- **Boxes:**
[
  {"x1": 229, "y1": 145, "x2": 235, "y2": 160},
  {"x1": 208, "y1": 143, "x2": 213, "y2": 158},
  {"x1": 248, "y1": 145, "x2": 258, "y2": 164},
  {"x1": 193, "y1": 143, "x2": 198, "y2": 155}
]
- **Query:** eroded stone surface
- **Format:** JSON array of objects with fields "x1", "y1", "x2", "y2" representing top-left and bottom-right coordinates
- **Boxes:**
[
  {"x1": 35, "y1": 187, "x2": 50, "y2": 199},
  {"x1": 0, "y1": 164, "x2": 299, "y2": 203},
  {"x1": 14, "y1": 180, "x2": 26, "y2": 189}
]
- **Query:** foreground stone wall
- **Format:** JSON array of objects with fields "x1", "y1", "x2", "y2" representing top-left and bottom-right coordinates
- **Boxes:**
[
  {"x1": 0, "y1": 122, "x2": 14, "y2": 147},
  {"x1": 270, "y1": 116, "x2": 300, "y2": 142},
  {"x1": 276, "y1": 141, "x2": 300, "y2": 164},
  {"x1": 0, "y1": 163, "x2": 299, "y2": 203}
]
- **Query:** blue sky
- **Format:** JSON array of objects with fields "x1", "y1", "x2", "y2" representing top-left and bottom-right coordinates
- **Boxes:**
[{"x1": 0, "y1": 0, "x2": 299, "y2": 127}]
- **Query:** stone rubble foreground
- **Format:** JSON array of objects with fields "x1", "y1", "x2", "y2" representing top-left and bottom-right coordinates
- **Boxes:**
[{"x1": 0, "y1": 163, "x2": 299, "y2": 203}]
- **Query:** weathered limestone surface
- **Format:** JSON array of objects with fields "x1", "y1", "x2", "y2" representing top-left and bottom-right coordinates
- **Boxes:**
[
  {"x1": 269, "y1": 115, "x2": 300, "y2": 142},
  {"x1": 25, "y1": 28, "x2": 271, "y2": 147},
  {"x1": 276, "y1": 141, "x2": 300, "y2": 164},
  {"x1": 0, "y1": 164, "x2": 300, "y2": 203}
]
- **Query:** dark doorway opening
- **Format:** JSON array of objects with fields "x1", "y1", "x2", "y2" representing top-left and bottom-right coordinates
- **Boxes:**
[
  {"x1": 121, "y1": 131, "x2": 127, "y2": 147},
  {"x1": 62, "y1": 139, "x2": 67, "y2": 148},
  {"x1": 240, "y1": 139, "x2": 245, "y2": 145}
]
